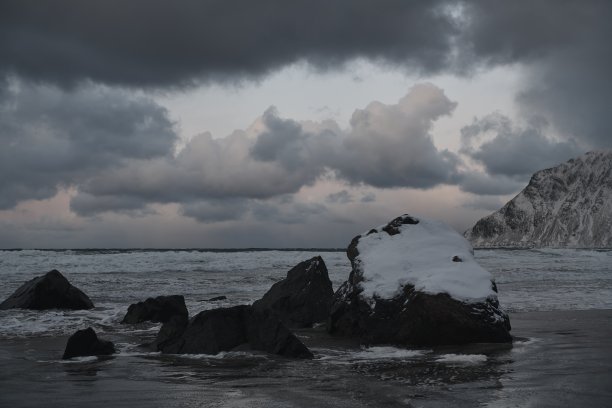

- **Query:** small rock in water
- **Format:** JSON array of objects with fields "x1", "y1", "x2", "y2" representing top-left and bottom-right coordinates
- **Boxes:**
[
  {"x1": 252, "y1": 256, "x2": 334, "y2": 328},
  {"x1": 154, "y1": 305, "x2": 313, "y2": 359},
  {"x1": 63, "y1": 327, "x2": 115, "y2": 359},
  {"x1": 121, "y1": 295, "x2": 188, "y2": 324},
  {"x1": 0, "y1": 269, "x2": 94, "y2": 310}
]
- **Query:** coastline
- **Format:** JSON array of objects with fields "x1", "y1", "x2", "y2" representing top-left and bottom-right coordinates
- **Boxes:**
[{"x1": 1, "y1": 309, "x2": 611, "y2": 407}]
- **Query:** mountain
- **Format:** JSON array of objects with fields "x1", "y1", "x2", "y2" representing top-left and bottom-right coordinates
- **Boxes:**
[{"x1": 465, "y1": 150, "x2": 612, "y2": 248}]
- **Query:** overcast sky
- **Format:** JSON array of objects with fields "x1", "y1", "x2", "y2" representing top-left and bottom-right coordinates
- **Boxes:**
[{"x1": 0, "y1": 0, "x2": 610, "y2": 248}]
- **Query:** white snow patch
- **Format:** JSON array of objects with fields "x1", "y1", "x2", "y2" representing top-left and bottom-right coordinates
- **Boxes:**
[
  {"x1": 435, "y1": 353, "x2": 488, "y2": 364},
  {"x1": 357, "y1": 216, "x2": 496, "y2": 302}
]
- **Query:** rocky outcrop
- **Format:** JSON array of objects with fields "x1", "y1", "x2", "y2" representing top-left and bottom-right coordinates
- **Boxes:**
[
  {"x1": 121, "y1": 295, "x2": 188, "y2": 324},
  {"x1": 0, "y1": 270, "x2": 94, "y2": 310},
  {"x1": 252, "y1": 256, "x2": 334, "y2": 328},
  {"x1": 63, "y1": 327, "x2": 115, "y2": 359},
  {"x1": 328, "y1": 215, "x2": 511, "y2": 345},
  {"x1": 465, "y1": 150, "x2": 612, "y2": 248},
  {"x1": 153, "y1": 305, "x2": 313, "y2": 359},
  {"x1": 150, "y1": 315, "x2": 189, "y2": 352}
]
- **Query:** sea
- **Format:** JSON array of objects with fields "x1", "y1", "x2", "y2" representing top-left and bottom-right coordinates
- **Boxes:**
[{"x1": 1, "y1": 248, "x2": 611, "y2": 407}]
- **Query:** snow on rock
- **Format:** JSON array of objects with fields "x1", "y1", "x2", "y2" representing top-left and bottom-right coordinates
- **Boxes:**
[
  {"x1": 466, "y1": 150, "x2": 612, "y2": 248},
  {"x1": 356, "y1": 216, "x2": 495, "y2": 302},
  {"x1": 328, "y1": 214, "x2": 511, "y2": 346}
]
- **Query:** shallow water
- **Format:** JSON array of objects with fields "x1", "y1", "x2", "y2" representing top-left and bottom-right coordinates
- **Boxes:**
[
  {"x1": 1, "y1": 311, "x2": 610, "y2": 407},
  {"x1": 0, "y1": 249, "x2": 611, "y2": 407}
]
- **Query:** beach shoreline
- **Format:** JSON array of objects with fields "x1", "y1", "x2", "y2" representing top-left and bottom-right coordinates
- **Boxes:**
[{"x1": 1, "y1": 308, "x2": 611, "y2": 407}]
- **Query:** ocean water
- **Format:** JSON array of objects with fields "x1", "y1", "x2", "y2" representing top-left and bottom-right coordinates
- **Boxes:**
[{"x1": 1, "y1": 248, "x2": 611, "y2": 407}]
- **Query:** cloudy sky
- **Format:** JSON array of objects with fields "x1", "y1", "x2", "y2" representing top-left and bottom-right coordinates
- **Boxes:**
[{"x1": 0, "y1": 0, "x2": 610, "y2": 248}]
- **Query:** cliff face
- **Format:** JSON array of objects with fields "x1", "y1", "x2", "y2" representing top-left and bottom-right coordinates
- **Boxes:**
[{"x1": 465, "y1": 150, "x2": 612, "y2": 248}]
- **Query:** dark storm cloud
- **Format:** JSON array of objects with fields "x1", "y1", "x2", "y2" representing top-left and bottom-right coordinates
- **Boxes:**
[
  {"x1": 333, "y1": 83, "x2": 459, "y2": 188},
  {"x1": 461, "y1": 0, "x2": 612, "y2": 148},
  {"x1": 360, "y1": 192, "x2": 377, "y2": 203},
  {"x1": 2, "y1": 0, "x2": 610, "y2": 150},
  {"x1": 73, "y1": 125, "x2": 327, "y2": 213},
  {"x1": 250, "y1": 107, "x2": 336, "y2": 174},
  {"x1": 0, "y1": 82, "x2": 176, "y2": 209},
  {"x1": 251, "y1": 83, "x2": 460, "y2": 189},
  {"x1": 0, "y1": 0, "x2": 457, "y2": 88},
  {"x1": 69, "y1": 84, "x2": 460, "y2": 216},
  {"x1": 326, "y1": 190, "x2": 353, "y2": 205},
  {"x1": 69, "y1": 193, "x2": 154, "y2": 217},
  {"x1": 461, "y1": 196, "x2": 506, "y2": 212},
  {"x1": 179, "y1": 198, "x2": 328, "y2": 224},
  {"x1": 180, "y1": 199, "x2": 250, "y2": 223},
  {"x1": 456, "y1": 171, "x2": 525, "y2": 196},
  {"x1": 2, "y1": 0, "x2": 611, "y2": 224},
  {"x1": 460, "y1": 113, "x2": 581, "y2": 178}
]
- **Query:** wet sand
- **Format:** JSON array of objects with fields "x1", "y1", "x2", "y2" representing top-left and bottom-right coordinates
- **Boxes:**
[{"x1": 1, "y1": 309, "x2": 611, "y2": 408}]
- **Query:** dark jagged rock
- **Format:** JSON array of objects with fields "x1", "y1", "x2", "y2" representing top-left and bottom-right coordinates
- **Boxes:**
[
  {"x1": 329, "y1": 283, "x2": 511, "y2": 345},
  {"x1": 244, "y1": 309, "x2": 313, "y2": 358},
  {"x1": 328, "y1": 214, "x2": 512, "y2": 346},
  {"x1": 154, "y1": 305, "x2": 313, "y2": 359},
  {"x1": 62, "y1": 327, "x2": 115, "y2": 359},
  {"x1": 150, "y1": 314, "x2": 190, "y2": 353},
  {"x1": 0, "y1": 270, "x2": 94, "y2": 310},
  {"x1": 252, "y1": 256, "x2": 333, "y2": 328},
  {"x1": 121, "y1": 295, "x2": 188, "y2": 324}
]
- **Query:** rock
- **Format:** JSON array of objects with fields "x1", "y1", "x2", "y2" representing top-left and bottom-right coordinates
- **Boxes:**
[
  {"x1": 63, "y1": 327, "x2": 115, "y2": 359},
  {"x1": 252, "y1": 256, "x2": 334, "y2": 328},
  {"x1": 0, "y1": 270, "x2": 94, "y2": 310},
  {"x1": 121, "y1": 295, "x2": 188, "y2": 324},
  {"x1": 150, "y1": 315, "x2": 189, "y2": 353},
  {"x1": 244, "y1": 309, "x2": 313, "y2": 358},
  {"x1": 154, "y1": 305, "x2": 313, "y2": 359},
  {"x1": 327, "y1": 214, "x2": 511, "y2": 345},
  {"x1": 465, "y1": 150, "x2": 612, "y2": 248}
]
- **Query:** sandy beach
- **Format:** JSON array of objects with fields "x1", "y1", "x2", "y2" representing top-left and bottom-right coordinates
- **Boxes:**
[{"x1": 1, "y1": 309, "x2": 610, "y2": 408}]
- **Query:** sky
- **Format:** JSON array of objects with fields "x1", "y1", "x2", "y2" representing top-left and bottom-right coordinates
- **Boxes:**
[{"x1": 0, "y1": 0, "x2": 610, "y2": 248}]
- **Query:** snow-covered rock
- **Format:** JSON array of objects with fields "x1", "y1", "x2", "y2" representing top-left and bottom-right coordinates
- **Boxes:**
[
  {"x1": 466, "y1": 150, "x2": 612, "y2": 248},
  {"x1": 328, "y1": 215, "x2": 511, "y2": 345}
]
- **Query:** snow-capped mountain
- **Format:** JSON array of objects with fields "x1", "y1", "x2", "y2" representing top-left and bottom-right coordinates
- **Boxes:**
[{"x1": 465, "y1": 150, "x2": 612, "y2": 248}]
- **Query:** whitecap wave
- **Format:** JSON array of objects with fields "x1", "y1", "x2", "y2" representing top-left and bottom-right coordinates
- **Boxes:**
[
  {"x1": 435, "y1": 353, "x2": 488, "y2": 364},
  {"x1": 316, "y1": 346, "x2": 429, "y2": 363}
]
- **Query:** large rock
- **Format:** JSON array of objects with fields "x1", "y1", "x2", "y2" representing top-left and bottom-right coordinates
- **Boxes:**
[
  {"x1": 0, "y1": 270, "x2": 94, "y2": 310},
  {"x1": 63, "y1": 327, "x2": 115, "y2": 359},
  {"x1": 121, "y1": 295, "x2": 188, "y2": 324},
  {"x1": 327, "y1": 214, "x2": 511, "y2": 345},
  {"x1": 252, "y1": 256, "x2": 334, "y2": 328},
  {"x1": 151, "y1": 315, "x2": 189, "y2": 352},
  {"x1": 153, "y1": 305, "x2": 313, "y2": 359},
  {"x1": 465, "y1": 150, "x2": 612, "y2": 248}
]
